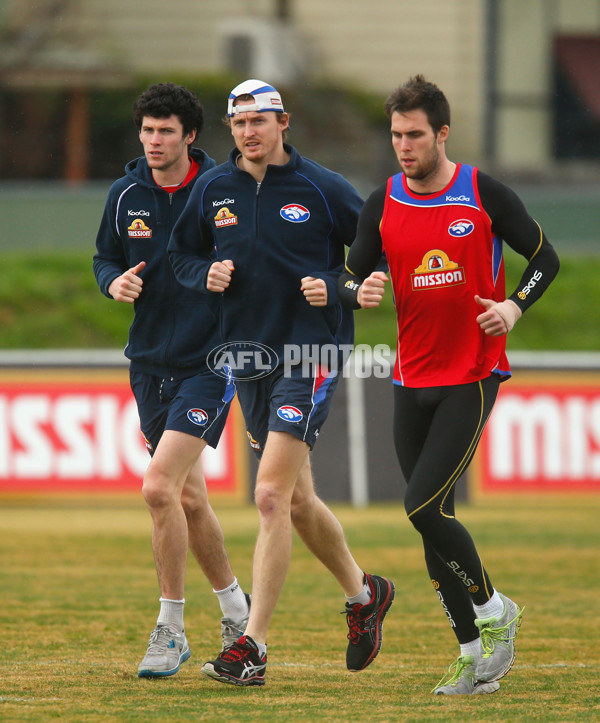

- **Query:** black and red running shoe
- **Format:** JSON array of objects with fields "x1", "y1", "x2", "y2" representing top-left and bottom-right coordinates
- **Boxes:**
[
  {"x1": 344, "y1": 573, "x2": 395, "y2": 671},
  {"x1": 201, "y1": 635, "x2": 267, "y2": 686}
]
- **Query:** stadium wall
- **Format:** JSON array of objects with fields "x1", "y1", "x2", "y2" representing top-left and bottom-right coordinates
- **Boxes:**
[{"x1": 1, "y1": 351, "x2": 599, "y2": 504}]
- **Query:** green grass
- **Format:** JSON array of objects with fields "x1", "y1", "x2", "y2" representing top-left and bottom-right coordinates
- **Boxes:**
[
  {"x1": 0, "y1": 253, "x2": 134, "y2": 348},
  {"x1": 0, "y1": 250, "x2": 595, "y2": 352},
  {"x1": 1, "y1": 497, "x2": 599, "y2": 721}
]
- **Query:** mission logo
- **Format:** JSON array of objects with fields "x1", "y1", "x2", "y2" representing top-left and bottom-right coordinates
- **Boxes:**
[
  {"x1": 411, "y1": 249, "x2": 465, "y2": 290},
  {"x1": 214, "y1": 207, "x2": 238, "y2": 228}
]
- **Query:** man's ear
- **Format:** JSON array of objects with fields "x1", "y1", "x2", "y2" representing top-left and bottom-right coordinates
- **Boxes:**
[{"x1": 279, "y1": 112, "x2": 290, "y2": 132}]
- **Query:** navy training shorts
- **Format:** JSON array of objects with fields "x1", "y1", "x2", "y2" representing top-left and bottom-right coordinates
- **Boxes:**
[
  {"x1": 235, "y1": 362, "x2": 340, "y2": 456},
  {"x1": 130, "y1": 367, "x2": 236, "y2": 455}
]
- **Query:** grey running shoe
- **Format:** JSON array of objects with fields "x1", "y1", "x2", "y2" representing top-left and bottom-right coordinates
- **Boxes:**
[
  {"x1": 433, "y1": 654, "x2": 500, "y2": 695},
  {"x1": 137, "y1": 624, "x2": 191, "y2": 678},
  {"x1": 220, "y1": 593, "x2": 251, "y2": 651},
  {"x1": 475, "y1": 593, "x2": 524, "y2": 683}
]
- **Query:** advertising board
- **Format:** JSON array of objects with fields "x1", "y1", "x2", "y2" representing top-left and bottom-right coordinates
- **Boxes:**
[
  {"x1": 0, "y1": 368, "x2": 247, "y2": 500},
  {"x1": 476, "y1": 371, "x2": 600, "y2": 493}
]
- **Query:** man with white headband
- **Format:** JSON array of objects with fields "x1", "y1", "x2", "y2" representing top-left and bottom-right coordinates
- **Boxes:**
[
  {"x1": 169, "y1": 78, "x2": 395, "y2": 686},
  {"x1": 226, "y1": 79, "x2": 284, "y2": 115}
]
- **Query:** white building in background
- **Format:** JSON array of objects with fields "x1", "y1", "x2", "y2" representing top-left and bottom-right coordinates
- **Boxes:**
[{"x1": 1, "y1": 0, "x2": 600, "y2": 172}]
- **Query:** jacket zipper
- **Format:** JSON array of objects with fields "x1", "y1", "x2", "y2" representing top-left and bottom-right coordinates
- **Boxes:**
[{"x1": 164, "y1": 190, "x2": 177, "y2": 369}]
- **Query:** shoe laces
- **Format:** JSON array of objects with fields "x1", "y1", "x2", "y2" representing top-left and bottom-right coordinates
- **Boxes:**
[
  {"x1": 219, "y1": 637, "x2": 255, "y2": 663},
  {"x1": 431, "y1": 654, "x2": 474, "y2": 693},
  {"x1": 342, "y1": 578, "x2": 378, "y2": 644},
  {"x1": 343, "y1": 604, "x2": 368, "y2": 644},
  {"x1": 221, "y1": 619, "x2": 243, "y2": 638},
  {"x1": 479, "y1": 607, "x2": 524, "y2": 656},
  {"x1": 220, "y1": 621, "x2": 247, "y2": 651},
  {"x1": 146, "y1": 625, "x2": 178, "y2": 654}
]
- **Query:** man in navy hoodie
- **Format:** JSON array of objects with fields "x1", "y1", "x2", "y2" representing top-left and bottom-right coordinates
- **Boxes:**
[
  {"x1": 93, "y1": 83, "x2": 249, "y2": 679},
  {"x1": 169, "y1": 79, "x2": 395, "y2": 686}
]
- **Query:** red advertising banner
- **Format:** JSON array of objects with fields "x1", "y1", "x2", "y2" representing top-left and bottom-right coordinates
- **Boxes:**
[
  {"x1": 476, "y1": 371, "x2": 600, "y2": 493},
  {"x1": 0, "y1": 369, "x2": 247, "y2": 499}
]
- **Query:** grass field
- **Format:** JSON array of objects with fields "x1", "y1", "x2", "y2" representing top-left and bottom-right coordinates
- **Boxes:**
[
  {"x1": 1, "y1": 496, "x2": 599, "y2": 722},
  {"x1": 0, "y1": 249, "x2": 598, "y2": 351}
]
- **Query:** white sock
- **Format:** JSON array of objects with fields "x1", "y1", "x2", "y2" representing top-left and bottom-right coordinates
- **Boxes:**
[
  {"x1": 474, "y1": 590, "x2": 504, "y2": 620},
  {"x1": 214, "y1": 578, "x2": 249, "y2": 621},
  {"x1": 254, "y1": 639, "x2": 267, "y2": 658},
  {"x1": 345, "y1": 578, "x2": 371, "y2": 606},
  {"x1": 460, "y1": 638, "x2": 482, "y2": 662},
  {"x1": 157, "y1": 597, "x2": 185, "y2": 631}
]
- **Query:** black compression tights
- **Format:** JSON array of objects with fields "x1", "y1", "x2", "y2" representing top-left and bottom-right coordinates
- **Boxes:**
[{"x1": 393, "y1": 375, "x2": 501, "y2": 643}]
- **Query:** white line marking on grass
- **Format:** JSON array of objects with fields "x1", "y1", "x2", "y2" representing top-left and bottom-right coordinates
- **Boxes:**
[
  {"x1": 272, "y1": 662, "x2": 336, "y2": 668},
  {"x1": 0, "y1": 696, "x2": 60, "y2": 703},
  {"x1": 518, "y1": 663, "x2": 599, "y2": 669}
]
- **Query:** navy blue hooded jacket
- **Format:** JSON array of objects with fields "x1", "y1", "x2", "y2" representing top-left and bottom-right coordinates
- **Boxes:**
[
  {"x1": 93, "y1": 147, "x2": 219, "y2": 378},
  {"x1": 168, "y1": 144, "x2": 363, "y2": 367}
]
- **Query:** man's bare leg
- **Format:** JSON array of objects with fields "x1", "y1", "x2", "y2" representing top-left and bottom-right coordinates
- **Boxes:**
[
  {"x1": 243, "y1": 432, "x2": 310, "y2": 644},
  {"x1": 142, "y1": 430, "x2": 209, "y2": 599},
  {"x1": 181, "y1": 454, "x2": 236, "y2": 591},
  {"x1": 290, "y1": 455, "x2": 364, "y2": 597}
]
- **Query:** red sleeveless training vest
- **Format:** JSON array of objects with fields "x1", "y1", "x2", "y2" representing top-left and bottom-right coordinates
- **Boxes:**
[{"x1": 380, "y1": 163, "x2": 510, "y2": 387}]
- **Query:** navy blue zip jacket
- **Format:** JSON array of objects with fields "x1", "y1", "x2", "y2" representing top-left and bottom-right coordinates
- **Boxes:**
[
  {"x1": 168, "y1": 144, "x2": 363, "y2": 366},
  {"x1": 93, "y1": 147, "x2": 218, "y2": 378}
]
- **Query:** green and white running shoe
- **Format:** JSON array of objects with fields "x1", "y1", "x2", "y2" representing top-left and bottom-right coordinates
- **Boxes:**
[
  {"x1": 475, "y1": 593, "x2": 524, "y2": 683},
  {"x1": 138, "y1": 624, "x2": 191, "y2": 678},
  {"x1": 433, "y1": 654, "x2": 500, "y2": 695}
]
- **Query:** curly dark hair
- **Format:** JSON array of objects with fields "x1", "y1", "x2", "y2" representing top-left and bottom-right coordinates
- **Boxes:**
[
  {"x1": 133, "y1": 83, "x2": 204, "y2": 136},
  {"x1": 384, "y1": 75, "x2": 450, "y2": 135}
]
